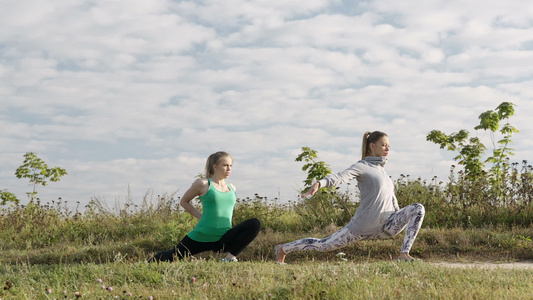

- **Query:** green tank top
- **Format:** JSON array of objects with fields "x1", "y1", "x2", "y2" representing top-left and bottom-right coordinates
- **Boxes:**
[{"x1": 187, "y1": 179, "x2": 237, "y2": 242}]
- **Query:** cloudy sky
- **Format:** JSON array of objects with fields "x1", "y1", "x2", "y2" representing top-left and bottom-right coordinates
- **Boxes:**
[{"x1": 1, "y1": 0, "x2": 532, "y2": 208}]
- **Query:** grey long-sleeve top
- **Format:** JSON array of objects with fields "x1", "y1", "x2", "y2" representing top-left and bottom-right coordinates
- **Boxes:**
[{"x1": 317, "y1": 156, "x2": 400, "y2": 235}]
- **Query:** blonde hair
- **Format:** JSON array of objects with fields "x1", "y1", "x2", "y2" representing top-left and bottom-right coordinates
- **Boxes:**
[
  {"x1": 361, "y1": 131, "x2": 388, "y2": 159},
  {"x1": 205, "y1": 151, "x2": 232, "y2": 178}
]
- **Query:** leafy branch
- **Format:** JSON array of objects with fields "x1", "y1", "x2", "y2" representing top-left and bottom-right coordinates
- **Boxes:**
[
  {"x1": 14, "y1": 152, "x2": 68, "y2": 201},
  {"x1": 295, "y1": 147, "x2": 333, "y2": 192}
]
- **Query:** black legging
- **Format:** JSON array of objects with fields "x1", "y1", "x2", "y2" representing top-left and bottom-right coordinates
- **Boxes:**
[{"x1": 150, "y1": 218, "x2": 261, "y2": 262}]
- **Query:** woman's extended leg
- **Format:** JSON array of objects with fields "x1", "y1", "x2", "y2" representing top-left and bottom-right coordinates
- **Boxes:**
[
  {"x1": 275, "y1": 226, "x2": 366, "y2": 263},
  {"x1": 276, "y1": 204, "x2": 425, "y2": 264},
  {"x1": 149, "y1": 235, "x2": 217, "y2": 262},
  {"x1": 380, "y1": 203, "x2": 425, "y2": 258}
]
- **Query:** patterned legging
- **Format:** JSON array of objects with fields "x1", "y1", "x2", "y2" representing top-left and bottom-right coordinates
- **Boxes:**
[{"x1": 281, "y1": 203, "x2": 425, "y2": 254}]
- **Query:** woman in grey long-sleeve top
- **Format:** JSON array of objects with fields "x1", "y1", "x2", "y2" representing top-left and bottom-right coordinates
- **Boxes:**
[{"x1": 275, "y1": 131, "x2": 425, "y2": 263}]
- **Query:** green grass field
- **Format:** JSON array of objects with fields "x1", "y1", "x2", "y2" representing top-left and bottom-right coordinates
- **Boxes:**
[
  {"x1": 1, "y1": 223, "x2": 532, "y2": 299},
  {"x1": 1, "y1": 257, "x2": 532, "y2": 299},
  {"x1": 1, "y1": 177, "x2": 532, "y2": 299}
]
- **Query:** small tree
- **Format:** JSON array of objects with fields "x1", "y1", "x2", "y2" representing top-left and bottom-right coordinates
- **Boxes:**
[
  {"x1": 294, "y1": 147, "x2": 357, "y2": 228},
  {"x1": 295, "y1": 147, "x2": 332, "y2": 191},
  {"x1": 14, "y1": 152, "x2": 68, "y2": 201},
  {"x1": 426, "y1": 129, "x2": 486, "y2": 180},
  {"x1": 426, "y1": 101, "x2": 517, "y2": 182},
  {"x1": 474, "y1": 102, "x2": 518, "y2": 185}
]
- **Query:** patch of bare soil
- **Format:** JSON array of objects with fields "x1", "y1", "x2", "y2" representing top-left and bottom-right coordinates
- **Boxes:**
[{"x1": 431, "y1": 261, "x2": 533, "y2": 269}]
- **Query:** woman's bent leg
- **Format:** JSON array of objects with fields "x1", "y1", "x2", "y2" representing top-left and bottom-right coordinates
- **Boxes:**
[
  {"x1": 219, "y1": 218, "x2": 261, "y2": 256},
  {"x1": 281, "y1": 226, "x2": 363, "y2": 254},
  {"x1": 381, "y1": 203, "x2": 425, "y2": 253}
]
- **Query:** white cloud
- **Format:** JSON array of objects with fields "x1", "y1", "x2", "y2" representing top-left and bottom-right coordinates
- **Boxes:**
[{"x1": 1, "y1": 0, "x2": 532, "y2": 208}]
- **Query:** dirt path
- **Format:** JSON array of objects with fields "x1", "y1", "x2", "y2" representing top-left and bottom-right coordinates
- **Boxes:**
[{"x1": 431, "y1": 261, "x2": 533, "y2": 269}]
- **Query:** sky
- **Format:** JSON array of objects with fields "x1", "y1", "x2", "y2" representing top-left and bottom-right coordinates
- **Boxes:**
[{"x1": 1, "y1": 0, "x2": 533, "y2": 210}]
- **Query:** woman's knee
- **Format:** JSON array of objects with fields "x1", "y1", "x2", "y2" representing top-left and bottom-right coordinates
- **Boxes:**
[
  {"x1": 247, "y1": 217, "x2": 261, "y2": 231},
  {"x1": 237, "y1": 218, "x2": 261, "y2": 238},
  {"x1": 412, "y1": 203, "x2": 425, "y2": 215}
]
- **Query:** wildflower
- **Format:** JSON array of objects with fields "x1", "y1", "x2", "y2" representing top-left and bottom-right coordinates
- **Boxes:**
[
  {"x1": 192, "y1": 276, "x2": 196, "y2": 283},
  {"x1": 101, "y1": 285, "x2": 106, "y2": 289},
  {"x1": 148, "y1": 297, "x2": 154, "y2": 300},
  {"x1": 126, "y1": 292, "x2": 132, "y2": 296},
  {"x1": 336, "y1": 252, "x2": 348, "y2": 261},
  {"x1": 46, "y1": 288, "x2": 52, "y2": 294},
  {"x1": 107, "y1": 286, "x2": 113, "y2": 291},
  {"x1": 97, "y1": 278, "x2": 103, "y2": 283}
]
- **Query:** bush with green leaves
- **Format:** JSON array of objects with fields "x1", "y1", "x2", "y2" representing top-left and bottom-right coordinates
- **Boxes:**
[
  {"x1": 232, "y1": 194, "x2": 289, "y2": 231},
  {"x1": 0, "y1": 189, "x2": 18, "y2": 206},
  {"x1": 394, "y1": 165, "x2": 533, "y2": 228}
]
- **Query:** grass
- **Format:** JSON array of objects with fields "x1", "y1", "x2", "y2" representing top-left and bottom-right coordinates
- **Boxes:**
[
  {"x1": 2, "y1": 223, "x2": 532, "y2": 266},
  {"x1": 1, "y1": 259, "x2": 533, "y2": 299},
  {"x1": 1, "y1": 171, "x2": 533, "y2": 299},
  {"x1": 1, "y1": 224, "x2": 532, "y2": 299}
]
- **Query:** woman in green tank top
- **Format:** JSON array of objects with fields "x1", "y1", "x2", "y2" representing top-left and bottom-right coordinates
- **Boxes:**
[{"x1": 149, "y1": 151, "x2": 261, "y2": 262}]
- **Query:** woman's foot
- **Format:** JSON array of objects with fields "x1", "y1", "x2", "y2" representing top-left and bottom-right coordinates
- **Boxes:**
[
  {"x1": 275, "y1": 245, "x2": 286, "y2": 264},
  {"x1": 221, "y1": 257, "x2": 238, "y2": 262},
  {"x1": 396, "y1": 252, "x2": 415, "y2": 262},
  {"x1": 148, "y1": 250, "x2": 174, "y2": 262},
  {"x1": 221, "y1": 253, "x2": 238, "y2": 262}
]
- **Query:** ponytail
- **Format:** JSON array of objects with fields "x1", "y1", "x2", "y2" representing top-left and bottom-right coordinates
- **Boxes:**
[{"x1": 361, "y1": 131, "x2": 371, "y2": 160}]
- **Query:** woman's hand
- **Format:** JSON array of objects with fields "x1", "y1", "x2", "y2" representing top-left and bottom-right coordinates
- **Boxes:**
[{"x1": 301, "y1": 182, "x2": 320, "y2": 198}]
